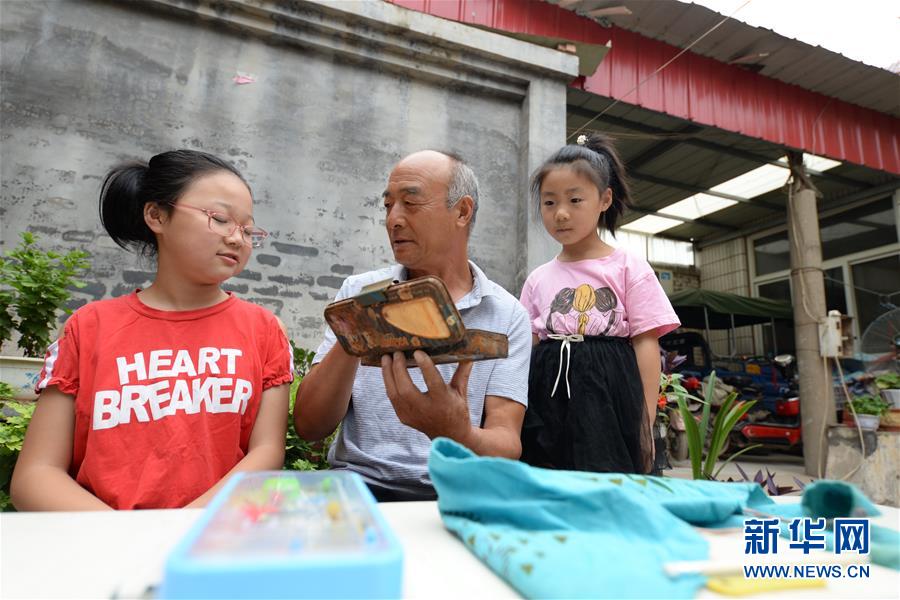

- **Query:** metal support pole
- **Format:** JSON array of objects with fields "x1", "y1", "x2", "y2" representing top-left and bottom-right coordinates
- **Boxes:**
[
  {"x1": 704, "y1": 306, "x2": 713, "y2": 358},
  {"x1": 770, "y1": 317, "x2": 778, "y2": 356},
  {"x1": 730, "y1": 313, "x2": 736, "y2": 357}
]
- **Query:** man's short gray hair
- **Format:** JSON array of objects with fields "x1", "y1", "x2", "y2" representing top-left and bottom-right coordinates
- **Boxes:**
[{"x1": 445, "y1": 154, "x2": 479, "y2": 229}]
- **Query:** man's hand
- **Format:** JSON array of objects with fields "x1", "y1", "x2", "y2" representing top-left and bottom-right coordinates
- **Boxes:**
[{"x1": 381, "y1": 350, "x2": 474, "y2": 444}]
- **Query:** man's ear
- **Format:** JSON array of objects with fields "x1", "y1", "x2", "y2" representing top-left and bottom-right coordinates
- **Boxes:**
[
  {"x1": 144, "y1": 202, "x2": 167, "y2": 234},
  {"x1": 454, "y1": 196, "x2": 474, "y2": 229}
]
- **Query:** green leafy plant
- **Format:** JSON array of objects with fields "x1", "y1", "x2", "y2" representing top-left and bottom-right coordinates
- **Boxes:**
[
  {"x1": 847, "y1": 394, "x2": 889, "y2": 417},
  {"x1": 284, "y1": 343, "x2": 336, "y2": 471},
  {"x1": 290, "y1": 340, "x2": 315, "y2": 379},
  {"x1": 0, "y1": 393, "x2": 36, "y2": 511},
  {"x1": 0, "y1": 277, "x2": 14, "y2": 348},
  {"x1": 663, "y1": 371, "x2": 760, "y2": 480},
  {"x1": 874, "y1": 373, "x2": 900, "y2": 390},
  {"x1": 0, "y1": 232, "x2": 90, "y2": 357}
]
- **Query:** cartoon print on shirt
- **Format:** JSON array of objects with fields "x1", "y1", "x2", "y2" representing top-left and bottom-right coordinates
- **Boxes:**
[
  {"x1": 545, "y1": 284, "x2": 619, "y2": 336},
  {"x1": 545, "y1": 288, "x2": 575, "y2": 334}
]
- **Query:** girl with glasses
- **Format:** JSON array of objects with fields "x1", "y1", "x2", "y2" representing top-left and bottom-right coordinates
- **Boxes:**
[{"x1": 11, "y1": 149, "x2": 293, "y2": 510}]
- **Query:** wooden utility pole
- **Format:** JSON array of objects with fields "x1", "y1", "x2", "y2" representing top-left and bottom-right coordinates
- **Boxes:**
[{"x1": 786, "y1": 151, "x2": 834, "y2": 477}]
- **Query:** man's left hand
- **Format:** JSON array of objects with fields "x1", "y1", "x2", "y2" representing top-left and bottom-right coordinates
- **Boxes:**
[{"x1": 381, "y1": 350, "x2": 474, "y2": 444}]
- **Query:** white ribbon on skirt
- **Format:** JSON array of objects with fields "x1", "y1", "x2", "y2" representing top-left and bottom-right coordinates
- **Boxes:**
[{"x1": 547, "y1": 333, "x2": 584, "y2": 399}]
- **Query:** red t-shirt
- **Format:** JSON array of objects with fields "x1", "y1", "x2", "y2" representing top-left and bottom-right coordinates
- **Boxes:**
[{"x1": 36, "y1": 292, "x2": 293, "y2": 509}]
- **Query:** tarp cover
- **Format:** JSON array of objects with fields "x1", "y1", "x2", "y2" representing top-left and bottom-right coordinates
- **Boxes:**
[{"x1": 668, "y1": 288, "x2": 793, "y2": 329}]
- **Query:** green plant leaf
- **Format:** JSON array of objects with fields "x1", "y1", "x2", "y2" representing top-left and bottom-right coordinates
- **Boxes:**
[
  {"x1": 698, "y1": 371, "x2": 717, "y2": 450},
  {"x1": 704, "y1": 392, "x2": 740, "y2": 476},
  {"x1": 718, "y1": 400, "x2": 756, "y2": 448},
  {"x1": 283, "y1": 350, "x2": 335, "y2": 472},
  {"x1": 875, "y1": 373, "x2": 900, "y2": 390},
  {"x1": 675, "y1": 394, "x2": 703, "y2": 479},
  {"x1": 847, "y1": 394, "x2": 889, "y2": 416},
  {"x1": 0, "y1": 398, "x2": 36, "y2": 508},
  {"x1": 712, "y1": 444, "x2": 764, "y2": 480},
  {"x1": 705, "y1": 399, "x2": 757, "y2": 478},
  {"x1": 2, "y1": 232, "x2": 90, "y2": 356}
]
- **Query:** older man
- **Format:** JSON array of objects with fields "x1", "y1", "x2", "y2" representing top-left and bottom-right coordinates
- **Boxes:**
[{"x1": 295, "y1": 150, "x2": 531, "y2": 501}]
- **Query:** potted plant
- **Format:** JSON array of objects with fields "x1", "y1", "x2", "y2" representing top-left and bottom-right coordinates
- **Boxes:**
[
  {"x1": 0, "y1": 232, "x2": 89, "y2": 400},
  {"x1": 663, "y1": 371, "x2": 760, "y2": 479},
  {"x1": 875, "y1": 373, "x2": 900, "y2": 408},
  {"x1": 0, "y1": 380, "x2": 35, "y2": 510},
  {"x1": 846, "y1": 394, "x2": 890, "y2": 431},
  {"x1": 873, "y1": 373, "x2": 900, "y2": 429}
]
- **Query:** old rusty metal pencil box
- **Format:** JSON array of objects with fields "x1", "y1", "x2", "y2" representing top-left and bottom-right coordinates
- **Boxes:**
[{"x1": 323, "y1": 276, "x2": 507, "y2": 367}]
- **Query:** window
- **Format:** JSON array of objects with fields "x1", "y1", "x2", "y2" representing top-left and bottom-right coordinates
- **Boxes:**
[
  {"x1": 750, "y1": 196, "x2": 898, "y2": 358},
  {"x1": 753, "y1": 197, "x2": 897, "y2": 277},
  {"x1": 648, "y1": 236, "x2": 694, "y2": 266},
  {"x1": 756, "y1": 267, "x2": 848, "y2": 356},
  {"x1": 604, "y1": 229, "x2": 647, "y2": 260},
  {"x1": 603, "y1": 230, "x2": 694, "y2": 266},
  {"x1": 758, "y1": 279, "x2": 794, "y2": 355},
  {"x1": 820, "y1": 199, "x2": 897, "y2": 261},
  {"x1": 824, "y1": 267, "x2": 849, "y2": 316},
  {"x1": 852, "y1": 254, "x2": 900, "y2": 339},
  {"x1": 754, "y1": 232, "x2": 790, "y2": 276}
]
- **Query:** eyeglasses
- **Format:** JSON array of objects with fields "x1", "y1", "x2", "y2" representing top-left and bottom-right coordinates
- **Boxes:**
[{"x1": 169, "y1": 203, "x2": 269, "y2": 248}]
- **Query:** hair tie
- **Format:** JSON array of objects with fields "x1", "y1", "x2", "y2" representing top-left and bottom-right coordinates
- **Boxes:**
[{"x1": 576, "y1": 134, "x2": 588, "y2": 145}]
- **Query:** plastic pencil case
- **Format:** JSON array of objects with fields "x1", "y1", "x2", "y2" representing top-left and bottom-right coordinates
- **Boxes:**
[{"x1": 160, "y1": 471, "x2": 403, "y2": 599}]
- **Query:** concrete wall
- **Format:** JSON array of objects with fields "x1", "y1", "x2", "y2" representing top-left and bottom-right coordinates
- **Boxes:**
[
  {"x1": 825, "y1": 426, "x2": 899, "y2": 507},
  {"x1": 696, "y1": 238, "x2": 755, "y2": 356},
  {"x1": 0, "y1": 0, "x2": 576, "y2": 351},
  {"x1": 670, "y1": 265, "x2": 701, "y2": 293},
  {"x1": 651, "y1": 262, "x2": 700, "y2": 295}
]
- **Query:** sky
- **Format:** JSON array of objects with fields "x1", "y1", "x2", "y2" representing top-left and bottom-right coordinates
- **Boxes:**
[{"x1": 692, "y1": 0, "x2": 900, "y2": 71}]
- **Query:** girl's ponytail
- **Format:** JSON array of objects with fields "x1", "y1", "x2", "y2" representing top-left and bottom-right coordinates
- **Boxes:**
[
  {"x1": 97, "y1": 149, "x2": 250, "y2": 256},
  {"x1": 583, "y1": 133, "x2": 633, "y2": 234},
  {"x1": 99, "y1": 161, "x2": 158, "y2": 255}
]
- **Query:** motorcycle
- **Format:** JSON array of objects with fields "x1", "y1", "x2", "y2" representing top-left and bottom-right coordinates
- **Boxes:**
[{"x1": 726, "y1": 354, "x2": 803, "y2": 454}]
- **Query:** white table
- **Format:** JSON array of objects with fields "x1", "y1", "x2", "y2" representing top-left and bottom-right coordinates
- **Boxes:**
[
  {"x1": 1, "y1": 502, "x2": 518, "y2": 600},
  {"x1": 2, "y1": 499, "x2": 898, "y2": 599},
  {"x1": 696, "y1": 497, "x2": 900, "y2": 599}
]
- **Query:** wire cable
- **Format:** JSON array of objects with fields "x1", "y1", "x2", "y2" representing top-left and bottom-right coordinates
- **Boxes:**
[
  {"x1": 828, "y1": 356, "x2": 866, "y2": 481},
  {"x1": 568, "y1": 0, "x2": 752, "y2": 141}
]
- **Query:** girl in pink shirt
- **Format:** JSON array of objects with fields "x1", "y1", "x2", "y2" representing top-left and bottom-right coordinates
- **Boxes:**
[{"x1": 519, "y1": 134, "x2": 680, "y2": 474}]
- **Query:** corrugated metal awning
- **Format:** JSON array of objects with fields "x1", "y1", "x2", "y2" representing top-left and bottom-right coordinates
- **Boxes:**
[{"x1": 559, "y1": 0, "x2": 899, "y2": 118}]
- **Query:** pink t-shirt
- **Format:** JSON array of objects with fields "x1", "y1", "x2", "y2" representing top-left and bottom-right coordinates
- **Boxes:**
[{"x1": 520, "y1": 249, "x2": 680, "y2": 340}]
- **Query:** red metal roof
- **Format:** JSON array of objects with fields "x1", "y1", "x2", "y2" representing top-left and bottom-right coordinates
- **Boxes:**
[
  {"x1": 389, "y1": 0, "x2": 900, "y2": 175},
  {"x1": 583, "y1": 0, "x2": 898, "y2": 119}
]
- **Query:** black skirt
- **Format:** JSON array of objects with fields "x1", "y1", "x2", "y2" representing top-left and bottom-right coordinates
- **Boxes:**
[{"x1": 521, "y1": 336, "x2": 651, "y2": 474}]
